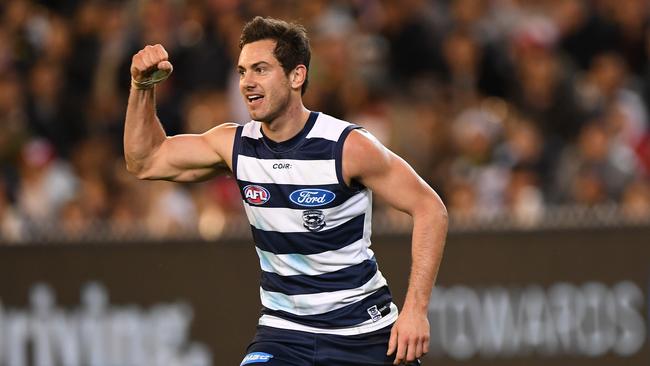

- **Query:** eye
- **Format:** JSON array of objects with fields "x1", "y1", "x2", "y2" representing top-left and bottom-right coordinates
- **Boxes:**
[{"x1": 256, "y1": 67, "x2": 266, "y2": 74}]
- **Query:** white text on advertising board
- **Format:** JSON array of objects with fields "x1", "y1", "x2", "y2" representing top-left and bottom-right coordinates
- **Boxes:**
[
  {"x1": 0, "y1": 282, "x2": 213, "y2": 366},
  {"x1": 428, "y1": 281, "x2": 645, "y2": 360}
]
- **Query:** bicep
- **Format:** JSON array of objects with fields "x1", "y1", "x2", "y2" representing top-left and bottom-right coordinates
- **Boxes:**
[
  {"x1": 144, "y1": 123, "x2": 236, "y2": 181},
  {"x1": 160, "y1": 134, "x2": 224, "y2": 168}
]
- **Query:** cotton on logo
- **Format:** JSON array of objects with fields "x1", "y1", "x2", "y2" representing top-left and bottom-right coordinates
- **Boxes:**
[
  {"x1": 244, "y1": 185, "x2": 270, "y2": 205},
  {"x1": 241, "y1": 352, "x2": 273, "y2": 365}
]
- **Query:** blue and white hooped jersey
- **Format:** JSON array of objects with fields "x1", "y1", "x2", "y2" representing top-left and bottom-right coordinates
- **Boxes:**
[{"x1": 232, "y1": 111, "x2": 398, "y2": 335}]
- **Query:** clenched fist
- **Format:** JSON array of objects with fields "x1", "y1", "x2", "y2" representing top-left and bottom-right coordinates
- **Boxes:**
[{"x1": 130, "y1": 44, "x2": 173, "y2": 89}]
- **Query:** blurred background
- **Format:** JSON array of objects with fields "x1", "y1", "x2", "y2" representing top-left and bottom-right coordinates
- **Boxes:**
[
  {"x1": 1, "y1": 0, "x2": 649, "y2": 241},
  {"x1": 1, "y1": 0, "x2": 649, "y2": 365}
]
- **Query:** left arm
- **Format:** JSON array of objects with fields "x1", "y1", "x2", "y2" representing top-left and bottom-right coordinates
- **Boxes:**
[{"x1": 342, "y1": 129, "x2": 448, "y2": 365}]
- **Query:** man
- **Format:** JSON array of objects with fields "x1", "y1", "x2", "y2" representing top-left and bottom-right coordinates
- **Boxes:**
[{"x1": 125, "y1": 16, "x2": 447, "y2": 366}]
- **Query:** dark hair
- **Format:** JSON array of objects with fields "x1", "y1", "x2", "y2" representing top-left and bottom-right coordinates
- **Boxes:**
[{"x1": 239, "y1": 16, "x2": 311, "y2": 95}]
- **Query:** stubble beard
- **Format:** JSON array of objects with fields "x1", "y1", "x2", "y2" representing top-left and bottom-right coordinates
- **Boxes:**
[{"x1": 251, "y1": 88, "x2": 291, "y2": 125}]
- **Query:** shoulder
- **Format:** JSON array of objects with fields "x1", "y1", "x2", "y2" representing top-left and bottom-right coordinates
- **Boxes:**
[
  {"x1": 204, "y1": 122, "x2": 240, "y2": 141},
  {"x1": 344, "y1": 129, "x2": 390, "y2": 161},
  {"x1": 342, "y1": 129, "x2": 391, "y2": 180},
  {"x1": 201, "y1": 122, "x2": 241, "y2": 158}
]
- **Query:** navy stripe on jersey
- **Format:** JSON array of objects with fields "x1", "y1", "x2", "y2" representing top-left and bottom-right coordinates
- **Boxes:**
[
  {"x1": 232, "y1": 125, "x2": 244, "y2": 175},
  {"x1": 239, "y1": 181, "x2": 357, "y2": 209},
  {"x1": 240, "y1": 136, "x2": 336, "y2": 160},
  {"x1": 260, "y1": 111, "x2": 319, "y2": 152},
  {"x1": 335, "y1": 125, "x2": 365, "y2": 193},
  {"x1": 252, "y1": 214, "x2": 365, "y2": 255},
  {"x1": 261, "y1": 259, "x2": 378, "y2": 295},
  {"x1": 261, "y1": 286, "x2": 393, "y2": 328}
]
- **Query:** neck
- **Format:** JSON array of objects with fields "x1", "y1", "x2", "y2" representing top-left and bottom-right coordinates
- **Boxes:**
[{"x1": 260, "y1": 100, "x2": 311, "y2": 142}]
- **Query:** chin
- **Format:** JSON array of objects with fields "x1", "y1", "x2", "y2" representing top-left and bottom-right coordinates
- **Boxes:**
[
  {"x1": 247, "y1": 109, "x2": 259, "y2": 120},
  {"x1": 249, "y1": 109, "x2": 276, "y2": 123},
  {"x1": 249, "y1": 111, "x2": 266, "y2": 122}
]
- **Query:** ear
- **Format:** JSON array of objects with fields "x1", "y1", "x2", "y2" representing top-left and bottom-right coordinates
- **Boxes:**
[{"x1": 290, "y1": 65, "x2": 307, "y2": 91}]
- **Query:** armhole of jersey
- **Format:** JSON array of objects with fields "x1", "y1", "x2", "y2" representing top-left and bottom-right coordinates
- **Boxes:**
[
  {"x1": 335, "y1": 125, "x2": 365, "y2": 194},
  {"x1": 231, "y1": 125, "x2": 244, "y2": 179}
]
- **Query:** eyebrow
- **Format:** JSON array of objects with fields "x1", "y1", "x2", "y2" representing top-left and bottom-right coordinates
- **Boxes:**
[{"x1": 237, "y1": 61, "x2": 271, "y2": 70}]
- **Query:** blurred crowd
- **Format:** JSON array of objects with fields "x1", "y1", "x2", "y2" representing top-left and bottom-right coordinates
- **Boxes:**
[{"x1": 1, "y1": 0, "x2": 650, "y2": 242}]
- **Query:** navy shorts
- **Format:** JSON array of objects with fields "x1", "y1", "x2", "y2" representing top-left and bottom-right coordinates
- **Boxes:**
[{"x1": 240, "y1": 325, "x2": 422, "y2": 366}]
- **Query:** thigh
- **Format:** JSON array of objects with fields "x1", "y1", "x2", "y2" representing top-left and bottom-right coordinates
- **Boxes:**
[
  {"x1": 241, "y1": 326, "x2": 315, "y2": 366},
  {"x1": 314, "y1": 326, "x2": 421, "y2": 366}
]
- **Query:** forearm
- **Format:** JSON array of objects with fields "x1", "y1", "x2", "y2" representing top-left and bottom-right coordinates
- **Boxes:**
[
  {"x1": 124, "y1": 86, "x2": 167, "y2": 176},
  {"x1": 402, "y1": 200, "x2": 448, "y2": 313}
]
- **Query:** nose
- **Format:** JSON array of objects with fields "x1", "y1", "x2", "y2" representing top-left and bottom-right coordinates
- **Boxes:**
[{"x1": 240, "y1": 71, "x2": 256, "y2": 90}]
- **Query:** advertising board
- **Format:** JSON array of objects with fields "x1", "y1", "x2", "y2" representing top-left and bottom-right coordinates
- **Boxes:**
[{"x1": 0, "y1": 227, "x2": 648, "y2": 365}]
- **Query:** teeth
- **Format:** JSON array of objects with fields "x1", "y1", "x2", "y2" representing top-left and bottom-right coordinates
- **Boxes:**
[{"x1": 248, "y1": 95, "x2": 263, "y2": 101}]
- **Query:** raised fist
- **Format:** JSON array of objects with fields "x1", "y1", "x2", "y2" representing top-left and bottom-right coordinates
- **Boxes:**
[{"x1": 130, "y1": 44, "x2": 173, "y2": 87}]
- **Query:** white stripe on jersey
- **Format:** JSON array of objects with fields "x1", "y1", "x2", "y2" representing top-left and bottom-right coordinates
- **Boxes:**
[
  {"x1": 260, "y1": 270, "x2": 388, "y2": 316},
  {"x1": 363, "y1": 193, "x2": 373, "y2": 241},
  {"x1": 237, "y1": 156, "x2": 338, "y2": 185},
  {"x1": 241, "y1": 121, "x2": 263, "y2": 139},
  {"x1": 243, "y1": 190, "x2": 370, "y2": 233},
  {"x1": 256, "y1": 238, "x2": 375, "y2": 276},
  {"x1": 242, "y1": 114, "x2": 353, "y2": 142},
  {"x1": 258, "y1": 303, "x2": 399, "y2": 335},
  {"x1": 305, "y1": 114, "x2": 353, "y2": 141}
]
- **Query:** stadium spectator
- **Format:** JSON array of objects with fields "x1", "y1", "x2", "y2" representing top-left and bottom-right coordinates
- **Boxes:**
[
  {"x1": 0, "y1": 178, "x2": 23, "y2": 242},
  {"x1": 0, "y1": 0, "x2": 649, "y2": 241},
  {"x1": 554, "y1": 122, "x2": 640, "y2": 204},
  {"x1": 621, "y1": 178, "x2": 650, "y2": 219},
  {"x1": 15, "y1": 139, "x2": 77, "y2": 224}
]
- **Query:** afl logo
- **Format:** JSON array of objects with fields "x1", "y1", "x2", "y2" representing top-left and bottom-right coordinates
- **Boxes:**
[
  {"x1": 289, "y1": 189, "x2": 336, "y2": 207},
  {"x1": 244, "y1": 185, "x2": 270, "y2": 205}
]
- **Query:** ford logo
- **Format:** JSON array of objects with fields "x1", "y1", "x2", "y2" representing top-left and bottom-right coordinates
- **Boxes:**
[{"x1": 289, "y1": 189, "x2": 336, "y2": 207}]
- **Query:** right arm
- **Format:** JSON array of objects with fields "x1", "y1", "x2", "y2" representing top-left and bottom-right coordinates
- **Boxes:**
[{"x1": 124, "y1": 44, "x2": 237, "y2": 182}]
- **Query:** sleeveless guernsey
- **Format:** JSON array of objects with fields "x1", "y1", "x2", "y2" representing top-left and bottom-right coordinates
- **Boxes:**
[{"x1": 232, "y1": 111, "x2": 398, "y2": 336}]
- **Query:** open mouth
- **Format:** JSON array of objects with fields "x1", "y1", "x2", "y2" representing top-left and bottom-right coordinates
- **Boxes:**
[{"x1": 246, "y1": 94, "x2": 264, "y2": 106}]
